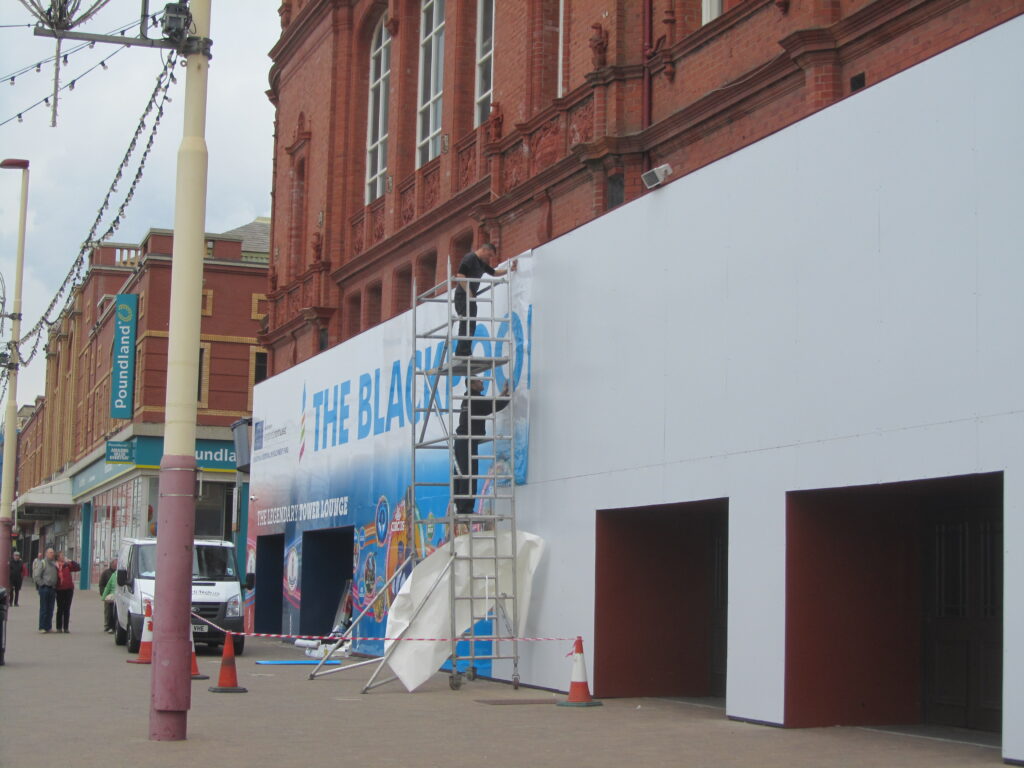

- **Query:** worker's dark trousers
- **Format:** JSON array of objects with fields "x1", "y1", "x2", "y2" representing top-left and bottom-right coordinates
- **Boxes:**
[
  {"x1": 453, "y1": 436, "x2": 477, "y2": 515},
  {"x1": 453, "y1": 289, "x2": 476, "y2": 357}
]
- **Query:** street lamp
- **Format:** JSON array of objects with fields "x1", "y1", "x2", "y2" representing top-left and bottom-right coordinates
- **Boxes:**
[{"x1": 0, "y1": 158, "x2": 29, "y2": 591}]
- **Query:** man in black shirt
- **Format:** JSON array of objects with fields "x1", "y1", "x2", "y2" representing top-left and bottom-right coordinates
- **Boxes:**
[
  {"x1": 453, "y1": 377, "x2": 510, "y2": 516},
  {"x1": 453, "y1": 243, "x2": 511, "y2": 358}
]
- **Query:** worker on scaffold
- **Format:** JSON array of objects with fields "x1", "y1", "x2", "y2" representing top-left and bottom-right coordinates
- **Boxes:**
[
  {"x1": 452, "y1": 242, "x2": 513, "y2": 358},
  {"x1": 453, "y1": 376, "x2": 510, "y2": 517}
]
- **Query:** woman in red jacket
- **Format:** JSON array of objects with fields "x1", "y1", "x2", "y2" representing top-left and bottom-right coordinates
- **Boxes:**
[{"x1": 54, "y1": 552, "x2": 80, "y2": 633}]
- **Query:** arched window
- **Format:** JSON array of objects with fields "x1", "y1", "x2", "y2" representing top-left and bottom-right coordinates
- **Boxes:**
[
  {"x1": 474, "y1": 0, "x2": 494, "y2": 126},
  {"x1": 366, "y1": 17, "x2": 392, "y2": 203},
  {"x1": 417, "y1": 0, "x2": 446, "y2": 166}
]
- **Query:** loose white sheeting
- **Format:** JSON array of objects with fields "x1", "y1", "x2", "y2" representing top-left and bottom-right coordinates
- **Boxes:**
[{"x1": 384, "y1": 530, "x2": 545, "y2": 691}]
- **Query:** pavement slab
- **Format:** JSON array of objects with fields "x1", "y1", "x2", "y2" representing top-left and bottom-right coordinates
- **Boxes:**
[{"x1": 0, "y1": 596, "x2": 1004, "y2": 767}]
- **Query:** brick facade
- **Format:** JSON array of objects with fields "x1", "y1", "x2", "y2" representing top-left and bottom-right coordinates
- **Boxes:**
[
  {"x1": 15, "y1": 225, "x2": 269, "y2": 494},
  {"x1": 262, "y1": 0, "x2": 1024, "y2": 373}
]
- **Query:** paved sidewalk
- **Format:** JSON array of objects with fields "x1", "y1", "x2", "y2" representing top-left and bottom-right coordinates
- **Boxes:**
[{"x1": 0, "y1": 596, "x2": 1004, "y2": 768}]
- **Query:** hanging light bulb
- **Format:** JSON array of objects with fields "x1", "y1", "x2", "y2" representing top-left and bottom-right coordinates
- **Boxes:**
[
  {"x1": 44, "y1": 97, "x2": 50, "y2": 106},
  {"x1": 17, "y1": 113, "x2": 23, "y2": 122},
  {"x1": 8, "y1": 77, "x2": 14, "y2": 85},
  {"x1": 69, "y1": 79, "x2": 75, "y2": 90},
  {"x1": 35, "y1": 63, "x2": 42, "y2": 72},
  {"x1": 101, "y1": 61, "x2": 108, "y2": 70},
  {"x1": 62, "y1": 54, "x2": 68, "y2": 64}
]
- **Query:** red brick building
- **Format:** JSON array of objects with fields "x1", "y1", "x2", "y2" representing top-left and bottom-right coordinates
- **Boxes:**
[
  {"x1": 262, "y1": 0, "x2": 1024, "y2": 371},
  {"x1": 13, "y1": 220, "x2": 269, "y2": 577}
]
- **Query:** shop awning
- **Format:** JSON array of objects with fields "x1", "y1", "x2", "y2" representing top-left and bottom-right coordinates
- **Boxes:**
[{"x1": 13, "y1": 477, "x2": 73, "y2": 515}]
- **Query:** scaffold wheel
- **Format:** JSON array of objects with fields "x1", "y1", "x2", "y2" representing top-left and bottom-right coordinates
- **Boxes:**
[
  {"x1": 449, "y1": 673, "x2": 462, "y2": 690},
  {"x1": 512, "y1": 674, "x2": 520, "y2": 690},
  {"x1": 466, "y1": 665, "x2": 477, "y2": 681}
]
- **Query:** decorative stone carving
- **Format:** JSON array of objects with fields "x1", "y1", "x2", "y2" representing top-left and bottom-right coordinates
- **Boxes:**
[
  {"x1": 503, "y1": 143, "x2": 527, "y2": 191},
  {"x1": 351, "y1": 218, "x2": 364, "y2": 256},
  {"x1": 279, "y1": 2, "x2": 291, "y2": 28},
  {"x1": 400, "y1": 186, "x2": 416, "y2": 225},
  {"x1": 458, "y1": 143, "x2": 476, "y2": 191},
  {"x1": 589, "y1": 24, "x2": 609, "y2": 69},
  {"x1": 311, "y1": 231, "x2": 322, "y2": 261},
  {"x1": 370, "y1": 203, "x2": 385, "y2": 244},
  {"x1": 422, "y1": 166, "x2": 440, "y2": 211},
  {"x1": 569, "y1": 98, "x2": 594, "y2": 147},
  {"x1": 531, "y1": 119, "x2": 562, "y2": 171},
  {"x1": 486, "y1": 101, "x2": 503, "y2": 142}
]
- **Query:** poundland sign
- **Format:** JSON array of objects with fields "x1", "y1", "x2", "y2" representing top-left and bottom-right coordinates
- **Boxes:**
[{"x1": 109, "y1": 294, "x2": 138, "y2": 419}]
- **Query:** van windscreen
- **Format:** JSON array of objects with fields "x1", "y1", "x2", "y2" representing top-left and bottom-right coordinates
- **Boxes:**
[{"x1": 135, "y1": 544, "x2": 236, "y2": 580}]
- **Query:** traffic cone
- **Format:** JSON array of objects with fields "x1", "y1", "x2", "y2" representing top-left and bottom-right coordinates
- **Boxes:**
[
  {"x1": 557, "y1": 636, "x2": 602, "y2": 707},
  {"x1": 208, "y1": 634, "x2": 247, "y2": 693},
  {"x1": 127, "y1": 601, "x2": 154, "y2": 664},
  {"x1": 190, "y1": 622, "x2": 209, "y2": 680}
]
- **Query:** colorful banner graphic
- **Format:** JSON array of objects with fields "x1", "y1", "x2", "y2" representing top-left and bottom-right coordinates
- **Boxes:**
[{"x1": 247, "y1": 253, "x2": 533, "y2": 658}]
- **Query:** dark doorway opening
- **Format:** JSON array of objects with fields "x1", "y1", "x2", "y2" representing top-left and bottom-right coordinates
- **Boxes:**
[
  {"x1": 785, "y1": 472, "x2": 1002, "y2": 732},
  {"x1": 254, "y1": 534, "x2": 284, "y2": 634},
  {"x1": 300, "y1": 527, "x2": 354, "y2": 637},
  {"x1": 594, "y1": 499, "x2": 728, "y2": 698}
]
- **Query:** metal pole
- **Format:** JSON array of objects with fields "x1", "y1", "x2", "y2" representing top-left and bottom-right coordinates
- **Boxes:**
[
  {"x1": 0, "y1": 159, "x2": 29, "y2": 590},
  {"x1": 149, "y1": 0, "x2": 212, "y2": 742}
]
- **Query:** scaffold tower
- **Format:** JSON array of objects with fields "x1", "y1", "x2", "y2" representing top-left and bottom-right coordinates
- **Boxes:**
[
  {"x1": 309, "y1": 260, "x2": 520, "y2": 691},
  {"x1": 407, "y1": 260, "x2": 520, "y2": 689}
]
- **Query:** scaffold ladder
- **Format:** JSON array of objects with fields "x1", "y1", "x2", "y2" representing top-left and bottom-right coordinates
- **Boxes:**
[{"x1": 309, "y1": 259, "x2": 520, "y2": 692}]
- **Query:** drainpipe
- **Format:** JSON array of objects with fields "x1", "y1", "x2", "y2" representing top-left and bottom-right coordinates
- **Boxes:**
[{"x1": 641, "y1": 0, "x2": 654, "y2": 172}]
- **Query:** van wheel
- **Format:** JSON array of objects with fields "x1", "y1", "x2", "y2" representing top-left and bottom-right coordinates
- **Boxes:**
[
  {"x1": 232, "y1": 637, "x2": 244, "y2": 656},
  {"x1": 126, "y1": 615, "x2": 140, "y2": 654},
  {"x1": 114, "y1": 620, "x2": 127, "y2": 646}
]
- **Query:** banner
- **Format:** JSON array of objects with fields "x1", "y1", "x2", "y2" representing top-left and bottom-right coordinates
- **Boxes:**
[
  {"x1": 109, "y1": 294, "x2": 138, "y2": 419},
  {"x1": 247, "y1": 253, "x2": 533, "y2": 655}
]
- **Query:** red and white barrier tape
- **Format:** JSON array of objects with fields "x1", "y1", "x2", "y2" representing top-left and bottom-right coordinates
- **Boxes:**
[{"x1": 190, "y1": 612, "x2": 574, "y2": 645}]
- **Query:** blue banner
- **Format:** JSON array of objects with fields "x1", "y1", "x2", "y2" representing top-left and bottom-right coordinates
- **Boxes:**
[{"x1": 109, "y1": 294, "x2": 138, "y2": 419}]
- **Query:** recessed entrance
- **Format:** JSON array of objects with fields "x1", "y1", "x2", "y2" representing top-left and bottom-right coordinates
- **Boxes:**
[
  {"x1": 254, "y1": 533, "x2": 284, "y2": 634},
  {"x1": 785, "y1": 473, "x2": 1002, "y2": 731},
  {"x1": 299, "y1": 526, "x2": 354, "y2": 636},
  {"x1": 594, "y1": 499, "x2": 728, "y2": 698}
]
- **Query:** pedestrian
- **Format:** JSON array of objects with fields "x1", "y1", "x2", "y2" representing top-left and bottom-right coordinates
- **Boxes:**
[
  {"x1": 452, "y1": 243, "x2": 513, "y2": 358},
  {"x1": 98, "y1": 558, "x2": 117, "y2": 632},
  {"x1": 453, "y1": 377, "x2": 510, "y2": 517},
  {"x1": 54, "y1": 552, "x2": 80, "y2": 633},
  {"x1": 32, "y1": 547, "x2": 58, "y2": 633},
  {"x1": 7, "y1": 551, "x2": 24, "y2": 606}
]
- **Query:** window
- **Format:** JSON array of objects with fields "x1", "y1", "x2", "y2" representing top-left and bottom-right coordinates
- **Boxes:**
[
  {"x1": 366, "y1": 18, "x2": 392, "y2": 203},
  {"x1": 702, "y1": 0, "x2": 723, "y2": 24},
  {"x1": 417, "y1": 0, "x2": 446, "y2": 166},
  {"x1": 474, "y1": 0, "x2": 494, "y2": 126},
  {"x1": 253, "y1": 351, "x2": 268, "y2": 384}
]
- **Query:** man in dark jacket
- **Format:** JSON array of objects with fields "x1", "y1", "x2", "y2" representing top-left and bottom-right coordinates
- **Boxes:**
[
  {"x1": 98, "y1": 558, "x2": 117, "y2": 632},
  {"x1": 452, "y1": 243, "x2": 512, "y2": 358},
  {"x1": 7, "y1": 551, "x2": 24, "y2": 606},
  {"x1": 453, "y1": 377, "x2": 510, "y2": 516}
]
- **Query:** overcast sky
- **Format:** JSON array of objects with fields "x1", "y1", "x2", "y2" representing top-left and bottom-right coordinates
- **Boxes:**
[{"x1": 0, "y1": 2, "x2": 280, "y2": 407}]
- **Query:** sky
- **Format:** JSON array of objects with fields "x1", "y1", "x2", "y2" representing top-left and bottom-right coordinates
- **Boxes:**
[{"x1": 0, "y1": 1, "x2": 280, "y2": 407}]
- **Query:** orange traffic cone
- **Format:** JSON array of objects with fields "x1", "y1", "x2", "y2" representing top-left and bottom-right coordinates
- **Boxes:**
[
  {"x1": 208, "y1": 634, "x2": 247, "y2": 693},
  {"x1": 557, "y1": 636, "x2": 602, "y2": 707},
  {"x1": 190, "y1": 622, "x2": 209, "y2": 680},
  {"x1": 127, "y1": 601, "x2": 154, "y2": 664}
]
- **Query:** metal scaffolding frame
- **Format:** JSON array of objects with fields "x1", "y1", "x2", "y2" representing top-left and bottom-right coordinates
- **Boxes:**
[{"x1": 310, "y1": 260, "x2": 520, "y2": 691}]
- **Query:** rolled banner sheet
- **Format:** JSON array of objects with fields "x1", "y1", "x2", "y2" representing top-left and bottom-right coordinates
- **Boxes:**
[{"x1": 385, "y1": 530, "x2": 545, "y2": 691}]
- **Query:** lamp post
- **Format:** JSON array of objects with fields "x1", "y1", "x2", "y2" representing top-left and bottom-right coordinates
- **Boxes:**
[
  {"x1": 0, "y1": 158, "x2": 29, "y2": 591},
  {"x1": 150, "y1": 0, "x2": 212, "y2": 742}
]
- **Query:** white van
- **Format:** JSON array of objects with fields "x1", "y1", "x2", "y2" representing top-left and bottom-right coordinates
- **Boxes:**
[{"x1": 114, "y1": 537, "x2": 250, "y2": 655}]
